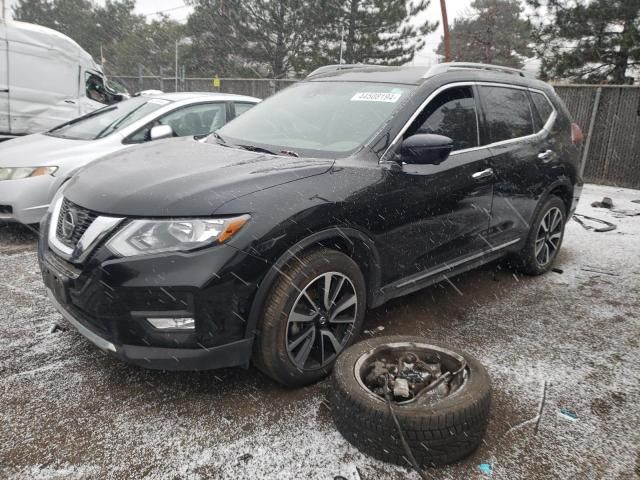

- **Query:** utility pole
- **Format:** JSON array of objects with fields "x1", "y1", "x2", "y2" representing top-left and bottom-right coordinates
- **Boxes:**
[
  {"x1": 339, "y1": 25, "x2": 345, "y2": 64},
  {"x1": 439, "y1": 0, "x2": 451, "y2": 62},
  {"x1": 175, "y1": 39, "x2": 179, "y2": 92},
  {"x1": 1, "y1": 0, "x2": 6, "y2": 21}
]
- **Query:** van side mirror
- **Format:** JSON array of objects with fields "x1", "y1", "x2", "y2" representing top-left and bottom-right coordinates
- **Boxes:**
[
  {"x1": 150, "y1": 125, "x2": 174, "y2": 141},
  {"x1": 400, "y1": 134, "x2": 454, "y2": 165}
]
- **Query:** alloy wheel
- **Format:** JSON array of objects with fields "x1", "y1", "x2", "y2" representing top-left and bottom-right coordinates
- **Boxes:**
[
  {"x1": 286, "y1": 272, "x2": 358, "y2": 370},
  {"x1": 535, "y1": 206, "x2": 563, "y2": 266}
]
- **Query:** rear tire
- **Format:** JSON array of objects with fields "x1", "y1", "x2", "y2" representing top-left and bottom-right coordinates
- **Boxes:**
[
  {"x1": 253, "y1": 248, "x2": 366, "y2": 387},
  {"x1": 511, "y1": 195, "x2": 566, "y2": 275}
]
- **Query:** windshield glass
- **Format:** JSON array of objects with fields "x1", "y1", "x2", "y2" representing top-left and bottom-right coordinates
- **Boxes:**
[
  {"x1": 47, "y1": 97, "x2": 170, "y2": 140},
  {"x1": 214, "y1": 81, "x2": 413, "y2": 157}
]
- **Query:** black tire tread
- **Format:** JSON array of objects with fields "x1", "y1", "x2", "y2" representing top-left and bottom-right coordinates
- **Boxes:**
[
  {"x1": 330, "y1": 336, "x2": 491, "y2": 467},
  {"x1": 253, "y1": 248, "x2": 365, "y2": 386},
  {"x1": 511, "y1": 194, "x2": 566, "y2": 276}
]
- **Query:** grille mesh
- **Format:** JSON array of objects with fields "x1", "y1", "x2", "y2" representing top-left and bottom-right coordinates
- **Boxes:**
[{"x1": 55, "y1": 198, "x2": 98, "y2": 250}]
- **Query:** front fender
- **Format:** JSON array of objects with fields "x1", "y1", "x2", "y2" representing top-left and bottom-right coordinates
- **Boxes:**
[{"x1": 240, "y1": 226, "x2": 383, "y2": 348}]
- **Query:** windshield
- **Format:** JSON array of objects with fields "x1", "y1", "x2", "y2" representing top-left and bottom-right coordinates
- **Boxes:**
[
  {"x1": 214, "y1": 81, "x2": 413, "y2": 157},
  {"x1": 47, "y1": 97, "x2": 169, "y2": 140}
]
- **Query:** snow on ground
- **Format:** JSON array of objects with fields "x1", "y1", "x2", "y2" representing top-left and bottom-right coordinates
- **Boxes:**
[{"x1": 1, "y1": 184, "x2": 639, "y2": 479}]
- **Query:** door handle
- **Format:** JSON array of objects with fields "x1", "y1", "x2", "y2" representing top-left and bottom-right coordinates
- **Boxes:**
[
  {"x1": 538, "y1": 149, "x2": 554, "y2": 161},
  {"x1": 472, "y1": 168, "x2": 494, "y2": 180}
]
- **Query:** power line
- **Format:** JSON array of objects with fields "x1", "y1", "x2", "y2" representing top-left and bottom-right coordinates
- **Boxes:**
[{"x1": 142, "y1": 3, "x2": 190, "y2": 18}]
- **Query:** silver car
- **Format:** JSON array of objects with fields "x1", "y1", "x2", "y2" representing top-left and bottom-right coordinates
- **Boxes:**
[{"x1": 0, "y1": 92, "x2": 259, "y2": 224}]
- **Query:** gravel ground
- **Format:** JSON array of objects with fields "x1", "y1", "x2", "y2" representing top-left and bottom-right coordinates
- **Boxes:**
[{"x1": 1, "y1": 184, "x2": 639, "y2": 480}]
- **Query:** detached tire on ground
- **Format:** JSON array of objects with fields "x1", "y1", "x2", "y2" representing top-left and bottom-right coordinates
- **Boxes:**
[{"x1": 331, "y1": 336, "x2": 491, "y2": 467}]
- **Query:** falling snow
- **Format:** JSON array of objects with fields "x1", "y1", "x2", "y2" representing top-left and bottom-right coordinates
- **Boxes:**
[{"x1": 1, "y1": 184, "x2": 639, "y2": 479}]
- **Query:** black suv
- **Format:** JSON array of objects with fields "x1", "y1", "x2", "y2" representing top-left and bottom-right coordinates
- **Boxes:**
[{"x1": 39, "y1": 63, "x2": 583, "y2": 386}]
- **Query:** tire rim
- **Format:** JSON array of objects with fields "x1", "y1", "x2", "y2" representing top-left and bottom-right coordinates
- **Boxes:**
[
  {"x1": 286, "y1": 272, "x2": 358, "y2": 371},
  {"x1": 354, "y1": 342, "x2": 468, "y2": 405},
  {"x1": 535, "y1": 206, "x2": 563, "y2": 266}
]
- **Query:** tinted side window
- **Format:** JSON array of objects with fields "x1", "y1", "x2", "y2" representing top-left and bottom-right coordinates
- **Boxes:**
[
  {"x1": 128, "y1": 102, "x2": 227, "y2": 143},
  {"x1": 86, "y1": 73, "x2": 108, "y2": 104},
  {"x1": 531, "y1": 91, "x2": 554, "y2": 127},
  {"x1": 234, "y1": 102, "x2": 255, "y2": 117},
  {"x1": 480, "y1": 86, "x2": 534, "y2": 143},
  {"x1": 407, "y1": 86, "x2": 479, "y2": 151}
]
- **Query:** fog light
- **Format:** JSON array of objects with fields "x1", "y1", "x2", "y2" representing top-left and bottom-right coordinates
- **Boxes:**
[{"x1": 147, "y1": 317, "x2": 195, "y2": 330}]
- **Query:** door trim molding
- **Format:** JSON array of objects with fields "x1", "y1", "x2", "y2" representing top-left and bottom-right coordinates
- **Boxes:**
[{"x1": 392, "y1": 237, "x2": 521, "y2": 289}]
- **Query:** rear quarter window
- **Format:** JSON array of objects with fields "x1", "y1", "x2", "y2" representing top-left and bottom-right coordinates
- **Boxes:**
[
  {"x1": 480, "y1": 86, "x2": 535, "y2": 143},
  {"x1": 530, "y1": 91, "x2": 555, "y2": 128}
]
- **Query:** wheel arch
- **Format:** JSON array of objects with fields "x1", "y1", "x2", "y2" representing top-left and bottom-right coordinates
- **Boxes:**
[
  {"x1": 547, "y1": 180, "x2": 574, "y2": 216},
  {"x1": 244, "y1": 227, "x2": 383, "y2": 345}
]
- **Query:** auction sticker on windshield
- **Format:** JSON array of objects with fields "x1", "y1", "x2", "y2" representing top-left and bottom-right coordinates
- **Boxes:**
[{"x1": 351, "y1": 92, "x2": 402, "y2": 103}]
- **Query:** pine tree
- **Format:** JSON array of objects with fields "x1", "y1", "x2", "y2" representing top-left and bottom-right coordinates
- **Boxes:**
[
  {"x1": 183, "y1": 0, "x2": 248, "y2": 77},
  {"x1": 238, "y1": 0, "x2": 320, "y2": 77},
  {"x1": 12, "y1": 0, "x2": 182, "y2": 78},
  {"x1": 13, "y1": 0, "x2": 100, "y2": 58},
  {"x1": 527, "y1": 0, "x2": 640, "y2": 84},
  {"x1": 436, "y1": 0, "x2": 532, "y2": 68},
  {"x1": 301, "y1": 0, "x2": 437, "y2": 71}
]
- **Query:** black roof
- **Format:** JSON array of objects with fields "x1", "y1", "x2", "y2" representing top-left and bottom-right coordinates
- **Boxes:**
[
  {"x1": 307, "y1": 65, "x2": 430, "y2": 85},
  {"x1": 306, "y1": 63, "x2": 550, "y2": 91}
]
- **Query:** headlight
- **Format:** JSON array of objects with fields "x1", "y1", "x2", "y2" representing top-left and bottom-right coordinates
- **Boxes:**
[
  {"x1": 0, "y1": 166, "x2": 58, "y2": 181},
  {"x1": 106, "y1": 215, "x2": 250, "y2": 257}
]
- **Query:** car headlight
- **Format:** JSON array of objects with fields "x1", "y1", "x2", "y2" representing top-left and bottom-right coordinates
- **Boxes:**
[
  {"x1": 0, "y1": 166, "x2": 58, "y2": 181},
  {"x1": 106, "y1": 215, "x2": 250, "y2": 257}
]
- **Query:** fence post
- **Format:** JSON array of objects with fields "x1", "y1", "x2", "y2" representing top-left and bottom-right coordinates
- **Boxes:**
[
  {"x1": 159, "y1": 67, "x2": 164, "y2": 92},
  {"x1": 137, "y1": 64, "x2": 143, "y2": 93},
  {"x1": 580, "y1": 86, "x2": 602, "y2": 178}
]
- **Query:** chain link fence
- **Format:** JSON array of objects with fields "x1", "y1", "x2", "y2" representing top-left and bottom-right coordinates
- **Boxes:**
[
  {"x1": 555, "y1": 85, "x2": 640, "y2": 189},
  {"x1": 110, "y1": 75, "x2": 297, "y2": 98}
]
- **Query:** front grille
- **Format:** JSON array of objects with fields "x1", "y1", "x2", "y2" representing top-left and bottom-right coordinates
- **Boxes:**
[
  {"x1": 0, "y1": 205, "x2": 12, "y2": 215},
  {"x1": 55, "y1": 198, "x2": 97, "y2": 249}
]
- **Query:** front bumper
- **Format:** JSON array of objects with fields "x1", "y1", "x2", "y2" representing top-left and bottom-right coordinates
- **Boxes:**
[
  {"x1": 39, "y1": 210, "x2": 268, "y2": 371},
  {"x1": 0, "y1": 174, "x2": 60, "y2": 224},
  {"x1": 47, "y1": 287, "x2": 253, "y2": 370}
]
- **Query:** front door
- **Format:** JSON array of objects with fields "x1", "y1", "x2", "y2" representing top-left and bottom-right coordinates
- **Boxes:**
[{"x1": 375, "y1": 85, "x2": 494, "y2": 284}]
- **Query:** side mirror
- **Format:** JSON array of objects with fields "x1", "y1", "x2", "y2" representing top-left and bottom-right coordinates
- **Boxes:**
[
  {"x1": 400, "y1": 134, "x2": 454, "y2": 165},
  {"x1": 150, "y1": 125, "x2": 174, "y2": 141}
]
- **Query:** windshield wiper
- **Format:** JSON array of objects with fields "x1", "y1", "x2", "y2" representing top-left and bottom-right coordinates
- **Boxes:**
[
  {"x1": 210, "y1": 131, "x2": 232, "y2": 146},
  {"x1": 95, "y1": 103, "x2": 146, "y2": 139},
  {"x1": 47, "y1": 105, "x2": 118, "y2": 135},
  {"x1": 237, "y1": 144, "x2": 278, "y2": 155},
  {"x1": 238, "y1": 144, "x2": 299, "y2": 157}
]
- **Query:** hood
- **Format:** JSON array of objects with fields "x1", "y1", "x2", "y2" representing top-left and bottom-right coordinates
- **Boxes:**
[
  {"x1": 63, "y1": 137, "x2": 335, "y2": 216},
  {"x1": 0, "y1": 133, "x2": 115, "y2": 168}
]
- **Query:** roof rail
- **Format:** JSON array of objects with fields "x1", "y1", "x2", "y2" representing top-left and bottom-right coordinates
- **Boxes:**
[
  {"x1": 424, "y1": 62, "x2": 526, "y2": 78},
  {"x1": 306, "y1": 64, "x2": 386, "y2": 78}
]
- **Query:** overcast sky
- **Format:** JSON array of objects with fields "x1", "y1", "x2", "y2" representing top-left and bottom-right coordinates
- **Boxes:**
[{"x1": 4, "y1": 0, "x2": 474, "y2": 66}]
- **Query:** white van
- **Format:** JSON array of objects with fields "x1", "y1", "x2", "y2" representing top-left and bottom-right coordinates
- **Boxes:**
[{"x1": 0, "y1": 20, "x2": 124, "y2": 140}]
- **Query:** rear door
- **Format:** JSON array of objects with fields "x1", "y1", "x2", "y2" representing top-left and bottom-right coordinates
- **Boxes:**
[
  {"x1": 0, "y1": 23, "x2": 9, "y2": 134},
  {"x1": 478, "y1": 84, "x2": 547, "y2": 245}
]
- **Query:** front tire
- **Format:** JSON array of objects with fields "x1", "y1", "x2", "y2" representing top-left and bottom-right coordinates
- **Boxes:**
[
  {"x1": 512, "y1": 195, "x2": 566, "y2": 275},
  {"x1": 253, "y1": 248, "x2": 366, "y2": 387}
]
